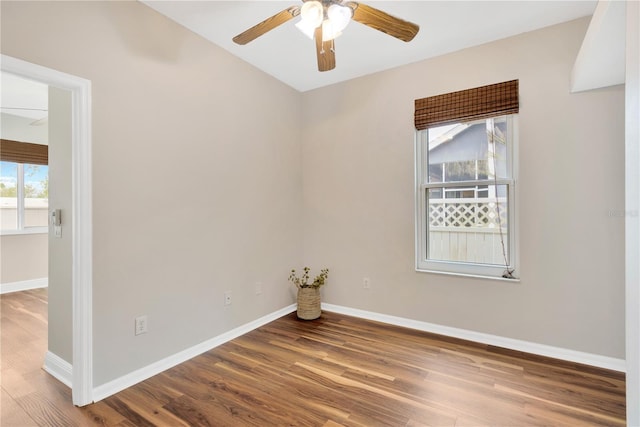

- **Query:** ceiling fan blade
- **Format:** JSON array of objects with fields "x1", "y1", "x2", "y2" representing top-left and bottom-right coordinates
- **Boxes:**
[
  {"x1": 315, "y1": 26, "x2": 336, "y2": 72},
  {"x1": 232, "y1": 6, "x2": 300, "y2": 45},
  {"x1": 349, "y1": 2, "x2": 419, "y2": 42}
]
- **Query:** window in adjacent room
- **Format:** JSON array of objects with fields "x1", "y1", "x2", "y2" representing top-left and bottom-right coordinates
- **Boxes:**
[
  {"x1": 414, "y1": 80, "x2": 518, "y2": 279},
  {"x1": 0, "y1": 140, "x2": 49, "y2": 234}
]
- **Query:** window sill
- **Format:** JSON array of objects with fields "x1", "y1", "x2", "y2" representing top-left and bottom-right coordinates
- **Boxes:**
[
  {"x1": 416, "y1": 268, "x2": 520, "y2": 283},
  {"x1": 1, "y1": 227, "x2": 48, "y2": 236}
]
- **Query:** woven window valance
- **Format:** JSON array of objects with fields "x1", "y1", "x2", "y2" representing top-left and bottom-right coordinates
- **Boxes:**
[
  {"x1": 414, "y1": 80, "x2": 519, "y2": 130},
  {"x1": 0, "y1": 139, "x2": 48, "y2": 165}
]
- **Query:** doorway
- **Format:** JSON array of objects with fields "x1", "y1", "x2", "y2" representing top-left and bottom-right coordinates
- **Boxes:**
[
  {"x1": 0, "y1": 73, "x2": 52, "y2": 416},
  {"x1": 1, "y1": 55, "x2": 93, "y2": 406}
]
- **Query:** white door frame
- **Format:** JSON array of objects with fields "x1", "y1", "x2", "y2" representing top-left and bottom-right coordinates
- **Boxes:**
[
  {"x1": 626, "y1": 1, "x2": 640, "y2": 424},
  {"x1": 1, "y1": 54, "x2": 93, "y2": 406}
]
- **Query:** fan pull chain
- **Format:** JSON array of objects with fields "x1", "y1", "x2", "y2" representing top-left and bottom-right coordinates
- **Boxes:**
[{"x1": 318, "y1": 38, "x2": 336, "y2": 55}]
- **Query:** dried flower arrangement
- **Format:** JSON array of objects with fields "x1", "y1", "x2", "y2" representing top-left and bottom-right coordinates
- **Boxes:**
[{"x1": 288, "y1": 267, "x2": 329, "y2": 289}]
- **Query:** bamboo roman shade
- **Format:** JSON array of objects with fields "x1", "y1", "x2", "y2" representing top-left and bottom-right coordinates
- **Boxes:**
[
  {"x1": 414, "y1": 80, "x2": 519, "y2": 130},
  {"x1": 0, "y1": 139, "x2": 48, "y2": 165}
]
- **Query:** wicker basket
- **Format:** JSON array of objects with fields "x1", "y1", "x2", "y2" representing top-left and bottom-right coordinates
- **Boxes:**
[{"x1": 297, "y1": 287, "x2": 321, "y2": 320}]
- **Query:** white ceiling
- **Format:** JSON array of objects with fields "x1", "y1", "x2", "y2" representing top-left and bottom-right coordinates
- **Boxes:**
[
  {"x1": 1, "y1": 72, "x2": 48, "y2": 121},
  {"x1": 142, "y1": 0, "x2": 597, "y2": 92},
  {"x1": 0, "y1": 72, "x2": 49, "y2": 145}
]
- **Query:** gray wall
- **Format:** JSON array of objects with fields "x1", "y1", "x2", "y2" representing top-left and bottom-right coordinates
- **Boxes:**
[
  {"x1": 301, "y1": 17, "x2": 625, "y2": 359},
  {"x1": 0, "y1": 1, "x2": 625, "y2": 390},
  {"x1": 48, "y1": 86, "x2": 73, "y2": 363},
  {"x1": 0, "y1": 233, "x2": 47, "y2": 284},
  {"x1": 1, "y1": 1, "x2": 303, "y2": 386}
]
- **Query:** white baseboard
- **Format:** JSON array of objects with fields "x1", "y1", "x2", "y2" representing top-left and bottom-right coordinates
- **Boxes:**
[
  {"x1": 44, "y1": 351, "x2": 73, "y2": 388},
  {"x1": 322, "y1": 303, "x2": 626, "y2": 373},
  {"x1": 92, "y1": 304, "x2": 297, "y2": 402},
  {"x1": 90, "y1": 301, "x2": 624, "y2": 403},
  {"x1": 1, "y1": 278, "x2": 48, "y2": 294}
]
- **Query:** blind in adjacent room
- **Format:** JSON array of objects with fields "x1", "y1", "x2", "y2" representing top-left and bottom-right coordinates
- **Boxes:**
[
  {"x1": 0, "y1": 139, "x2": 48, "y2": 165},
  {"x1": 414, "y1": 80, "x2": 519, "y2": 130}
]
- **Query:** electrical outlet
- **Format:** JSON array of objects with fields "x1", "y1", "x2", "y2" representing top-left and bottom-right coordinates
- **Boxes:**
[
  {"x1": 255, "y1": 282, "x2": 263, "y2": 295},
  {"x1": 224, "y1": 291, "x2": 232, "y2": 306},
  {"x1": 363, "y1": 277, "x2": 371, "y2": 289},
  {"x1": 135, "y1": 315, "x2": 148, "y2": 335}
]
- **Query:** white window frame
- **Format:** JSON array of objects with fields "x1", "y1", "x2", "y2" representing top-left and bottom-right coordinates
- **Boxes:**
[
  {"x1": 415, "y1": 115, "x2": 518, "y2": 279},
  {"x1": 1, "y1": 161, "x2": 48, "y2": 235}
]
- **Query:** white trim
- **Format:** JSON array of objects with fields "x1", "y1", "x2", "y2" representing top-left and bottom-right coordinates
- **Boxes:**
[
  {"x1": 89, "y1": 301, "x2": 624, "y2": 402},
  {"x1": 0, "y1": 278, "x2": 48, "y2": 294},
  {"x1": 322, "y1": 303, "x2": 626, "y2": 372},
  {"x1": 16, "y1": 164, "x2": 25, "y2": 230},
  {"x1": 43, "y1": 351, "x2": 73, "y2": 388},
  {"x1": 70, "y1": 60, "x2": 94, "y2": 409},
  {"x1": 1, "y1": 227, "x2": 48, "y2": 236},
  {"x1": 415, "y1": 116, "x2": 519, "y2": 279},
  {"x1": 414, "y1": 268, "x2": 520, "y2": 283},
  {"x1": 1, "y1": 55, "x2": 94, "y2": 406},
  {"x1": 626, "y1": 1, "x2": 640, "y2": 425},
  {"x1": 92, "y1": 304, "x2": 297, "y2": 402}
]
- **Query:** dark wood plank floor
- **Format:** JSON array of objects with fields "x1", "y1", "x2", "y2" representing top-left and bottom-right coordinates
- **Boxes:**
[{"x1": 1, "y1": 288, "x2": 626, "y2": 426}]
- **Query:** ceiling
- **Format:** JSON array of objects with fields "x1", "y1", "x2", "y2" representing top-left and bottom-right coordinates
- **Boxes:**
[
  {"x1": 0, "y1": 72, "x2": 49, "y2": 145},
  {"x1": 142, "y1": 1, "x2": 597, "y2": 92},
  {"x1": 1, "y1": 72, "x2": 48, "y2": 121}
]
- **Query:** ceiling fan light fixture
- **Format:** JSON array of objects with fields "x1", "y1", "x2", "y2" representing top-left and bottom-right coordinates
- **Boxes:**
[
  {"x1": 296, "y1": 0, "x2": 324, "y2": 39},
  {"x1": 299, "y1": 1, "x2": 324, "y2": 27},
  {"x1": 295, "y1": 19, "x2": 317, "y2": 39},
  {"x1": 327, "y1": 3, "x2": 352, "y2": 32},
  {"x1": 321, "y1": 19, "x2": 342, "y2": 42},
  {"x1": 232, "y1": 0, "x2": 420, "y2": 72},
  {"x1": 322, "y1": 3, "x2": 352, "y2": 42}
]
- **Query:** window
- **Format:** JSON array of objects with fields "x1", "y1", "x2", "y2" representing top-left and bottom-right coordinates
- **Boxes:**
[
  {"x1": 0, "y1": 140, "x2": 49, "y2": 234},
  {"x1": 414, "y1": 81, "x2": 518, "y2": 279}
]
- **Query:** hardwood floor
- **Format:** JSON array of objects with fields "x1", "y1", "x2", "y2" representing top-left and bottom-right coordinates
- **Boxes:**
[{"x1": 1, "y1": 289, "x2": 626, "y2": 426}]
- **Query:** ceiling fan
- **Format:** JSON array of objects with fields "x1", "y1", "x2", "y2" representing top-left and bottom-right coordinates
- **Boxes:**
[{"x1": 232, "y1": 1, "x2": 419, "y2": 72}]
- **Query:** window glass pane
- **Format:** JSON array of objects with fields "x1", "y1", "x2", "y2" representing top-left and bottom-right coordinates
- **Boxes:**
[
  {"x1": 429, "y1": 163, "x2": 443, "y2": 183},
  {"x1": 24, "y1": 164, "x2": 49, "y2": 228},
  {"x1": 427, "y1": 185, "x2": 509, "y2": 265},
  {"x1": 0, "y1": 161, "x2": 18, "y2": 230},
  {"x1": 427, "y1": 117, "x2": 508, "y2": 183},
  {"x1": 490, "y1": 117, "x2": 509, "y2": 180}
]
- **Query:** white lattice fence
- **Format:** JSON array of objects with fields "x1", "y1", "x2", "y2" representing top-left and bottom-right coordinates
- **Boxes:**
[
  {"x1": 427, "y1": 198, "x2": 509, "y2": 264},
  {"x1": 429, "y1": 198, "x2": 508, "y2": 228}
]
